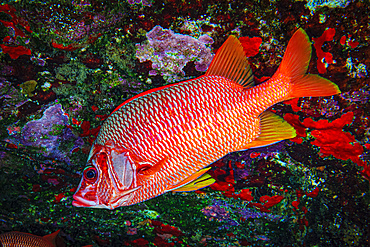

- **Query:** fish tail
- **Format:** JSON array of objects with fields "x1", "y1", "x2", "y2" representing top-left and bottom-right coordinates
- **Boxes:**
[{"x1": 278, "y1": 28, "x2": 341, "y2": 99}]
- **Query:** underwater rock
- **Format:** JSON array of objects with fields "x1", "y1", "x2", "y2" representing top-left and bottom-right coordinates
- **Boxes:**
[{"x1": 15, "y1": 104, "x2": 83, "y2": 163}]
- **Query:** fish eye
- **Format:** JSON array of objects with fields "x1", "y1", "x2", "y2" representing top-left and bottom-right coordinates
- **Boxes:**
[{"x1": 83, "y1": 166, "x2": 97, "y2": 182}]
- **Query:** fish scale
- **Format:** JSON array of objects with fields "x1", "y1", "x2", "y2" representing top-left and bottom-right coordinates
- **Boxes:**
[
  {"x1": 98, "y1": 76, "x2": 249, "y2": 161},
  {"x1": 73, "y1": 29, "x2": 341, "y2": 209},
  {"x1": 0, "y1": 230, "x2": 60, "y2": 247},
  {"x1": 108, "y1": 79, "x2": 261, "y2": 205}
]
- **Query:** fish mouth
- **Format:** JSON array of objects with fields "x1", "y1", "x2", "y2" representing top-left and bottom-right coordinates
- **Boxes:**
[{"x1": 72, "y1": 194, "x2": 98, "y2": 207}]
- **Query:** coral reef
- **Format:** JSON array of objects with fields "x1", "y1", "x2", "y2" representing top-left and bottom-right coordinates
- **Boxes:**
[{"x1": 0, "y1": 0, "x2": 369, "y2": 246}]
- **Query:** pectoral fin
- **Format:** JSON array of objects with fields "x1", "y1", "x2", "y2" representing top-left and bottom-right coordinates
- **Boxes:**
[
  {"x1": 166, "y1": 167, "x2": 215, "y2": 192},
  {"x1": 138, "y1": 156, "x2": 168, "y2": 177}
]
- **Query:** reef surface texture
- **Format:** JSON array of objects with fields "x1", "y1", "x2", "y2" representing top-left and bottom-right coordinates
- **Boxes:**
[{"x1": 0, "y1": 0, "x2": 369, "y2": 246}]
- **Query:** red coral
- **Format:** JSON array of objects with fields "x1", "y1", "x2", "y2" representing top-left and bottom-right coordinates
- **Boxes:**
[
  {"x1": 0, "y1": 4, "x2": 32, "y2": 59},
  {"x1": 283, "y1": 113, "x2": 307, "y2": 144},
  {"x1": 54, "y1": 193, "x2": 65, "y2": 203},
  {"x1": 210, "y1": 181, "x2": 232, "y2": 191},
  {"x1": 284, "y1": 112, "x2": 368, "y2": 180},
  {"x1": 348, "y1": 39, "x2": 359, "y2": 49},
  {"x1": 91, "y1": 105, "x2": 99, "y2": 112},
  {"x1": 0, "y1": 4, "x2": 32, "y2": 35},
  {"x1": 340, "y1": 34, "x2": 359, "y2": 48},
  {"x1": 306, "y1": 187, "x2": 319, "y2": 198},
  {"x1": 80, "y1": 121, "x2": 91, "y2": 137},
  {"x1": 310, "y1": 129, "x2": 363, "y2": 162},
  {"x1": 126, "y1": 238, "x2": 149, "y2": 247},
  {"x1": 249, "y1": 152, "x2": 260, "y2": 158},
  {"x1": 32, "y1": 184, "x2": 42, "y2": 192},
  {"x1": 259, "y1": 195, "x2": 284, "y2": 209},
  {"x1": 247, "y1": 194, "x2": 284, "y2": 212},
  {"x1": 153, "y1": 236, "x2": 174, "y2": 247},
  {"x1": 302, "y1": 112, "x2": 364, "y2": 166},
  {"x1": 239, "y1": 36, "x2": 262, "y2": 57},
  {"x1": 236, "y1": 188, "x2": 254, "y2": 201},
  {"x1": 312, "y1": 28, "x2": 335, "y2": 74},
  {"x1": 79, "y1": 120, "x2": 101, "y2": 144},
  {"x1": 340, "y1": 35, "x2": 346, "y2": 45},
  {"x1": 151, "y1": 220, "x2": 184, "y2": 237},
  {"x1": 52, "y1": 33, "x2": 102, "y2": 51},
  {"x1": 291, "y1": 200, "x2": 299, "y2": 210},
  {"x1": 209, "y1": 160, "x2": 235, "y2": 195},
  {"x1": 0, "y1": 44, "x2": 31, "y2": 59},
  {"x1": 283, "y1": 98, "x2": 302, "y2": 112},
  {"x1": 296, "y1": 189, "x2": 304, "y2": 198}
]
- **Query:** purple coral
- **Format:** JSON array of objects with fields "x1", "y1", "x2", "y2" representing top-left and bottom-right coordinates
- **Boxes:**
[
  {"x1": 11, "y1": 104, "x2": 83, "y2": 163},
  {"x1": 128, "y1": 0, "x2": 152, "y2": 6},
  {"x1": 136, "y1": 25, "x2": 214, "y2": 81},
  {"x1": 202, "y1": 200, "x2": 282, "y2": 229}
]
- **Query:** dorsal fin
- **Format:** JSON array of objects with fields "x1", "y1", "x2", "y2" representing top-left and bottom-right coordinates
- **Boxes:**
[
  {"x1": 42, "y1": 230, "x2": 60, "y2": 246},
  {"x1": 205, "y1": 35, "x2": 254, "y2": 88}
]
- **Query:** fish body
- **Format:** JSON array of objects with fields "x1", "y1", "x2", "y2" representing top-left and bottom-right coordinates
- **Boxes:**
[
  {"x1": 73, "y1": 29, "x2": 340, "y2": 209},
  {"x1": 0, "y1": 230, "x2": 60, "y2": 247}
]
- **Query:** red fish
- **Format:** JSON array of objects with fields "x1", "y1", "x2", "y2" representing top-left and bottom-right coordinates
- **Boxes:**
[
  {"x1": 73, "y1": 29, "x2": 340, "y2": 209},
  {"x1": 0, "y1": 230, "x2": 93, "y2": 247},
  {"x1": 0, "y1": 230, "x2": 62, "y2": 247}
]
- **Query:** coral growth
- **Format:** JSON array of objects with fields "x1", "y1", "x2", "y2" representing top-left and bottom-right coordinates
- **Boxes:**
[
  {"x1": 0, "y1": 4, "x2": 32, "y2": 59},
  {"x1": 136, "y1": 25, "x2": 214, "y2": 82},
  {"x1": 312, "y1": 28, "x2": 336, "y2": 74},
  {"x1": 284, "y1": 112, "x2": 369, "y2": 180},
  {"x1": 202, "y1": 200, "x2": 282, "y2": 229},
  {"x1": 239, "y1": 36, "x2": 262, "y2": 57},
  {"x1": 305, "y1": 0, "x2": 352, "y2": 13}
]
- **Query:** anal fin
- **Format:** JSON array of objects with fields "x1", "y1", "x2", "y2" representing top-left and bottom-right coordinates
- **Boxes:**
[
  {"x1": 167, "y1": 167, "x2": 215, "y2": 192},
  {"x1": 242, "y1": 111, "x2": 296, "y2": 149}
]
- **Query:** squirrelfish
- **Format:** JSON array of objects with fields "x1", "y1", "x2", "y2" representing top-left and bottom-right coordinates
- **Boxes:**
[
  {"x1": 0, "y1": 230, "x2": 62, "y2": 247},
  {"x1": 72, "y1": 29, "x2": 340, "y2": 209}
]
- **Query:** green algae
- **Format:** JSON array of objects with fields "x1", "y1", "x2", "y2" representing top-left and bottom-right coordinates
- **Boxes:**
[
  {"x1": 20, "y1": 80, "x2": 37, "y2": 96},
  {"x1": 55, "y1": 60, "x2": 89, "y2": 85}
]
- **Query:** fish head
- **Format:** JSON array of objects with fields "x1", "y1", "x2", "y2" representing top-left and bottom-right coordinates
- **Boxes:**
[{"x1": 72, "y1": 140, "x2": 141, "y2": 209}]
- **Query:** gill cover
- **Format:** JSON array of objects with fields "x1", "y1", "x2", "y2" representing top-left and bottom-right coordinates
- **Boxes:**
[{"x1": 73, "y1": 140, "x2": 141, "y2": 209}]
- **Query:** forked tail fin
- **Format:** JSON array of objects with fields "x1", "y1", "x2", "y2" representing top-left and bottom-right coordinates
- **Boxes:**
[{"x1": 278, "y1": 28, "x2": 341, "y2": 99}]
